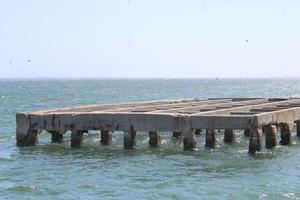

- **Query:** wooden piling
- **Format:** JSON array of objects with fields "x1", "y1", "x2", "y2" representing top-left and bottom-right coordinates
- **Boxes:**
[
  {"x1": 224, "y1": 129, "x2": 235, "y2": 143},
  {"x1": 279, "y1": 123, "x2": 291, "y2": 145},
  {"x1": 149, "y1": 132, "x2": 160, "y2": 147},
  {"x1": 248, "y1": 128, "x2": 262, "y2": 153},
  {"x1": 124, "y1": 130, "x2": 136, "y2": 149},
  {"x1": 262, "y1": 125, "x2": 277, "y2": 149},
  {"x1": 183, "y1": 129, "x2": 196, "y2": 150},
  {"x1": 205, "y1": 129, "x2": 216, "y2": 148},
  {"x1": 101, "y1": 130, "x2": 112, "y2": 145},
  {"x1": 71, "y1": 130, "x2": 85, "y2": 147},
  {"x1": 49, "y1": 130, "x2": 63, "y2": 143}
]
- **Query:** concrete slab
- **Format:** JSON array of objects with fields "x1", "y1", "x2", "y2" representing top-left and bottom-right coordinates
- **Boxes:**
[{"x1": 16, "y1": 98, "x2": 300, "y2": 147}]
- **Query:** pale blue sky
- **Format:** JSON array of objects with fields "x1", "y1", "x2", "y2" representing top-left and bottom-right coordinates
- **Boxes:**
[{"x1": 0, "y1": 0, "x2": 299, "y2": 78}]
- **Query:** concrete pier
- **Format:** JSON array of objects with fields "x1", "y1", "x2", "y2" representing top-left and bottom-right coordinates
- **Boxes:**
[
  {"x1": 71, "y1": 130, "x2": 85, "y2": 147},
  {"x1": 248, "y1": 128, "x2": 262, "y2": 154},
  {"x1": 244, "y1": 129, "x2": 250, "y2": 137},
  {"x1": 205, "y1": 129, "x2": 216, "y2": 148},
  {"x1": 16, "y1": 130, "x2": 39, "y2": 146},
  {"x1": 49, "y1": 130, "x2": 63, "y2": 143},
  {"x1": 149, "y1": 132, "x2": 160, "y2": 147},
  {"x1": 262, "y1": 125, "x2": 277, "y2": 149},
  {"x1": 195, "y1": 128, "x2": 202, "y2": 135},
  {"x1": 124, "y1": 129, "x2": 136, "y2": 149},
  {"x1": 101, "y1": 130, "x2": 112, "y2": 145},
  {"x1": 172, "y1": 132, "x2": 182, "y2": 138},
  {"x1": 296, "y1": 121, "x2": 300, "y2": 137},
  {"x1": 224, "y1": 129, "x2": 235, "y2": 143},
  {"x1": 15, "y1": 98, "x2": 300, "y2": 153},
  {"x1": 279, "y1": 123, "x2": 291, "y2": 145},
  {"x1": 183, "y1": 129, "x2": 196, "y2": 150}
]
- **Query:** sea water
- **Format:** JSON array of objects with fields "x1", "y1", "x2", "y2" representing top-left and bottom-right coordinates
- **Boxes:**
[{"x1": 1, "y1": 78, "x2": 300, "y2": 199}]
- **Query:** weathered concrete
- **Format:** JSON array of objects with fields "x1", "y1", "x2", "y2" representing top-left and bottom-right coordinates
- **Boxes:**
[
  {"x1": 16, "y1": 130, "x2": 39, "y2": 146},
  {"x1": 18, "y1": 98, "x2": 300, "y2": 133},
  {"x1": 71, "y1": 130, "x2": 85, "y2": 147},
  {"x1": 205, "y1": 129, "x2": 216, "y2": 148},
  {"x1": 124, "y1": 129, "x2": 136, "y2": 149},
  {"x1": 101, "y1": 130, "x2": 112, "y2": 145},
  {"x1": 149, "y1": 132, "x2": 160, "y2": 147},
  {"x1": 194, "y1": 128, "x2": 202, "y2": 135},
  {"x1": 262, "y1": 125, "x2": 277, "y2": 149},
  {"x1": 296, "y1": 121, "x2": 300, "y2": 137},
  {"x1": 244, "y1": 129, "x2": 250, "y2": 137},
  {"x1": 172, "y1": 132, "x2": 182, "y2": 138},
  {"x1": 16, "y1": 98, "x2": 300, "y2": 152},
  {"x1": 279, "y1": 123, "x2": 291, "y2": 145},
  {"x1": 183, "y1": 129, "x2": 196, "y2": 150},
  {"x1": 224, "y1": 129, "x2": 235, "y2": 143},
  {"x1": 248, "y1": 128, "x2": 263, "y2": 153},
  {"x1": 16, "y1": 113, "x2": 37, "y2": 146},
  {"x1": 49, "y1": 130, "x2": 63, "y2": 143}
]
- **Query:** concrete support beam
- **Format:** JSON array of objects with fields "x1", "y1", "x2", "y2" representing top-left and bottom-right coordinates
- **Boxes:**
[
  {"x1": 279, "y1": 123, "x2": 291, "y2": 145},
  {"x1": 101, "y1": 130, "x2": 112, "y2": 145},
  {"x1": 296, "y1": 121, "x2": 300, "y2": 137},
  {"x1": 262, "y1": 125, "x2": 277, "y2": 149},
  {"x1": 16, "y1": 129, "x2": 39, "y2": 146},
  {"x1": 183, "y1": 129, "x2": 196, "y2": 150},
  {"x1": 16, "y1": 113, "x2": 39, "y2": 146},
  {"x1": 149, "y1": 132, "x2": 160, "y2": 147},
  {"x1": 124, "y1": 130, "x2": 136, "y2": 149},
  {"x1": 194, "y1": 128, "x2": 202, "y2": 135},
  {"x1": 248, "y1": 128, "x2": 262, "y2": 153},
  {"x1": 224, "y1": 129, "x2": 235, "y2": 143},
  {"x1": 205, "y1": 129, "x2": 216, "y2": 148},
  {"x1": 172, "y1": 132, "x2": 182, "y2": 138},
  {"x1": 244, "y1": 128, "x2": 250, "y2": 137},
  {"x1": 71, "y1": 130, "x2": 85, "y2": 147},
  {"x1": 49, "y1": 130, "x2": 63, "y2": 143}
]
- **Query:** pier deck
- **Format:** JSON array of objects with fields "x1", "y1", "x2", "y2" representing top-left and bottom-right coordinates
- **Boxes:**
[{"x1": 16, "y1": 98, "x2": 300, "y2": 153}]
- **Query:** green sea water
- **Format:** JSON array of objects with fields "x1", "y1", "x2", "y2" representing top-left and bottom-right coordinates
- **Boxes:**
[{"x1": 1, "y1": 78, "x2": 300, "y2": 199}]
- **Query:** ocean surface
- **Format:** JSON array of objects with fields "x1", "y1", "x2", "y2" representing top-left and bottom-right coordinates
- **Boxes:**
[{"x1": 1, "y1": 78, "x2": 300, "y2": 200}]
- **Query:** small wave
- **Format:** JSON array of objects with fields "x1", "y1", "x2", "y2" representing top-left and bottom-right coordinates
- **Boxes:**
[
  {"x1": 8, "y1": 185, "x2": 38, "y2": 193},
  {"x1": 281, "y1": 192, "x2": 295, "y2": 199}
]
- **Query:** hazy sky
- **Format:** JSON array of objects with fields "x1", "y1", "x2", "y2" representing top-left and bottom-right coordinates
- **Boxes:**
[{"x1": 0, "y1": 0, "x2": 300, "y2": 78}]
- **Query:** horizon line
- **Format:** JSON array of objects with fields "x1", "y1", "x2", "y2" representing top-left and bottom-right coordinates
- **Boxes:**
[{"x1": 1, "y1": 76, "x2": 300, "y2": 80}]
